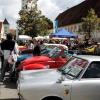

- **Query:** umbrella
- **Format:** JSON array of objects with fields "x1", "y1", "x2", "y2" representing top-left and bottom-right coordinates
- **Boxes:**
[{"x1": 50, "y1": 28, "x2": 78, "y2": 38}]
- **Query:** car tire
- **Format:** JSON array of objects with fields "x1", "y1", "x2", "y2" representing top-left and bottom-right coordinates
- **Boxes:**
[{"x1": 42, "y1": 96, "x2": 62, "y2": 100}]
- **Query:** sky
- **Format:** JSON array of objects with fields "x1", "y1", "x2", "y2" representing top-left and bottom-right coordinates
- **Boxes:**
[{"x1": 0, "y1": 0, "x2": 85, "y2": 29}]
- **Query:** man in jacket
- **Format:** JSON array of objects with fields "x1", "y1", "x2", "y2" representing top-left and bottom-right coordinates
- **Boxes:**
[{"x1": 0, "y1": 33, "x2": 18, "y2": 82}]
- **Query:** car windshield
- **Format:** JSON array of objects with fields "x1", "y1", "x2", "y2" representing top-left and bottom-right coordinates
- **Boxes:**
[
  {"x1": 58, "y1": 56, "x2": 88, "y2": 79},
  {"x1": 41, "y1": 44, "x2": 55, "y2": 50},
  {"x1": 48, "y1": 47, "x2": 62, "y2": 58},
  {"x1": 41, "y1": 44, "x2": 58, "y2": 55}
]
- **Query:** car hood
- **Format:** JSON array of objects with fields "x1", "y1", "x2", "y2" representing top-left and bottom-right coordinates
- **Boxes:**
[{"x1": 19, "y1": 69, "x2": 65, "y2": 83}]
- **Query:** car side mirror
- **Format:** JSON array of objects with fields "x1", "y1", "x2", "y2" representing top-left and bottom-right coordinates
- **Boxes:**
[{"x1": 56, "y1": 76, "x2": 65, "y2": 83}]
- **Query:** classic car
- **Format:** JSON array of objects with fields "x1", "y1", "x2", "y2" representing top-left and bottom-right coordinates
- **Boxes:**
[
  {"x1": 82, "y1": 45, "x2": 97, "y2": 55},
  {"x1": 17, "y1": 43, "x2": 68, "y2": 62},
  {"x1": 17, "y1": 44, "x2": 69, "y2": 70},
  {"x1": 18, "y1": 55, "x2": 100, "y2": 100},
  {"x1": 10, "y1": 44, "x2": 69, "y2": 81},
  {"x1": 18, "y1": 45, "x2": 27, "y2": 51}
]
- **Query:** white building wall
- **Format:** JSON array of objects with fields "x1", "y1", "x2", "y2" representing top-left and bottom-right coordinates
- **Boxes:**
[
  {"x1": 0, "y1": 20, "x2": 10, "y2": 39},
  {"x1": 0, "y1": 20, "x2": 4, "y2": 39},
  {"x1": 1, "y1": 23, "x2": 4, "y2": 39},
  {"x1": 57, "y1": 22, "x2": 100, "y2": 42},
  {"x1": 4, "y1": 25, "x2": 9, "y2": 33}
]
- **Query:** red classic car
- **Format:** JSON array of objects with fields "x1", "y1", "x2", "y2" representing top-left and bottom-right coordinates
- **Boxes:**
[
  {"x1": 18, "y1": 45, "x2": 27, "y2": 51},
  {"x1": 17, "y1": 45, "x2": 71, "y2": 70}
]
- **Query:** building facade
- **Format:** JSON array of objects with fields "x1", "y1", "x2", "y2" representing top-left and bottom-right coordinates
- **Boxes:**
[
  {"x1": 0, "y1": 21, "x2": 4, "y2": 39},
  {"x1": 0, "y1": 19, "x2": 10, "y2": 40},
  {"x1": 56, "y1": 0, "x2": 100, "y2": 41}
]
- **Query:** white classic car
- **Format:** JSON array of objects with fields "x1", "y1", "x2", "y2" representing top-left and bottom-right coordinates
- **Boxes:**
[{"x1": 18, "y1": 55, "x2": 100, "y2": 100}]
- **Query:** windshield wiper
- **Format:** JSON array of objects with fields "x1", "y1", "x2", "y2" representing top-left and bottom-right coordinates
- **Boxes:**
[{"x1": 58, "y1": 68, "x2": 71, "y2": 75}]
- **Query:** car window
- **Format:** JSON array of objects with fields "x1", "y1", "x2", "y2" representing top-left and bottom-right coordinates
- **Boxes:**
[
  {"x1": 60, "y1": 50, "x2": 72, "y2": 60},
  {"x1": 41, "y1": 45, "x2": 56, "y2": 55},
  {"x1": 82, "y1": 62, "x2": 100, "y2": 78},
  {"x1": 48, "y1": 47, "x2": 61, "y2": 58},
  {"x1": 58, "y1": 57, "x2": 88, "y2": 79},
  {"x1": 41, "y1": 44, "x2": 57, "y2": 50}
]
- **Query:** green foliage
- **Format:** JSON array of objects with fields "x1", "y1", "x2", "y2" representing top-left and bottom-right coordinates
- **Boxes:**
[
  {"x1": 81, "y1": 9, "x2": 99, "y2": 39},
  {"x1": 17, "y1": 1, "x2": 52, "y2": 38}
]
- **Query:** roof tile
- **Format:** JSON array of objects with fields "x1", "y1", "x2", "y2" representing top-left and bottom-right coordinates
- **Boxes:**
[{"x1": 56, "y1": 0, "x2": 100, "y2": 27}]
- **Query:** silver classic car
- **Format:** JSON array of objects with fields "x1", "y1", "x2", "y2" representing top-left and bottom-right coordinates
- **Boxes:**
[{"x1": 18, "y1": 55, "x2": 100, "y2": 100}]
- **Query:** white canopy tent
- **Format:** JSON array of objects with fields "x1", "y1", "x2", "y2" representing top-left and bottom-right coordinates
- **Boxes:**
[
  {"x1": 34, "y1": 36, "x2": 44, "y2": 40},
  {"x1": 18, "y1": 35, "x2": 32, "y2": 40},
  {"x1": 34, "y1": 36, "x2": 49, "y2": 40}
]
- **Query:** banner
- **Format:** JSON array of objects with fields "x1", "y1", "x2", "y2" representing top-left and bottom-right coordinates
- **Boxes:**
[{"x1": 53, "y1": 19, "x2": 58, "y2": 33}]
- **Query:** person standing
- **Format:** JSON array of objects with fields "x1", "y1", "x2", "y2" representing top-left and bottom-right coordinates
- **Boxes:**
[
  {"x1": 0, "y1": 33, "x2": 17, "y2": 82},
  {"x1": 28, "y1": 40, "x2": 34, "y2": 49},
  {"x1": 32, "y1": 41, "x2": 41, "y2": 56}
]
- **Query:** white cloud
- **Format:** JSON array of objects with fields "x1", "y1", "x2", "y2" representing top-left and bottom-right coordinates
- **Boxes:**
[
  {"x1": 0, "y1": 0, "x2": 85, "y2": 28},
  {"x1": 0, "y1": 0, "x2": 21, "y2": 6},
  {"x1": 37, "y1": 0, "x2": 85, "y2": 21},
  {"x1": 37, "y1": 0, "x2": 61, "y2": 20},
  {"x1": 0, "y1": 0, "x2": 21, "y2": 28},
  {"x1": 0, "y1": 7, "x2": 4, "y2": 21}
]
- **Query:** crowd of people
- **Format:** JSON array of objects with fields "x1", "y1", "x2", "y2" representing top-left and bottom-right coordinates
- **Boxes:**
[{"x1": 0, "y1": 33, "x2": 43, "y2": 82}]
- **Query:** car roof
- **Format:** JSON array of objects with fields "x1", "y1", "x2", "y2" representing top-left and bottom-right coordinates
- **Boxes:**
[{"x1": 76, "y1": 55, "x2": 100, "y2": 62}]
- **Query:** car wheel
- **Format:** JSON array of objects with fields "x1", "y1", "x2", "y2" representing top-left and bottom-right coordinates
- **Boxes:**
[{"x1": 42, "y1": 96, "x2": 62, "y2": 100}]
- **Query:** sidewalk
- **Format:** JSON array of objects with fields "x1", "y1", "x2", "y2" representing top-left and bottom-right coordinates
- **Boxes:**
[
  {"x1": 0, "y1": 80, "x2": 19, "y2": 100},
  {"x1": 0, "y1": 61, "x2": 19, "y2": 100}
]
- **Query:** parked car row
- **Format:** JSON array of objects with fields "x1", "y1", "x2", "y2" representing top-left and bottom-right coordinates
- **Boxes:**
[
  {"x1": 15, "y1": 43, "x2": 100, "y2": 100},
  {"x1": 17, "y1": 45, "x2": 69, "y2": 70},
  {"x1": 11, "y1": 43, "x2": 69, "y2": 81}
]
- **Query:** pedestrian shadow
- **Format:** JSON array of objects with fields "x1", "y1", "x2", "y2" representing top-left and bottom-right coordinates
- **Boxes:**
[{"x1": 3, "y1": 77, "x2": 17, "y2": 89}]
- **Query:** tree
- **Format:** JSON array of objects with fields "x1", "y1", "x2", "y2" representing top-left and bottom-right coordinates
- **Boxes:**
[
  {"x1": 81, "y1": 8, "x2": 100, "y2": 40},
  {"x1": 37, "y1": 16, "x2": 53, "y2": 36},
  {"x1": 17, "y1": 0, "x2": 53, "y2": 38}
]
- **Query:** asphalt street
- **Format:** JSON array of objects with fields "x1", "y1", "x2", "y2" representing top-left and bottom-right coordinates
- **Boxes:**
[{"x1": 0, "y1": 61, "x2": 19, "y2": 100}]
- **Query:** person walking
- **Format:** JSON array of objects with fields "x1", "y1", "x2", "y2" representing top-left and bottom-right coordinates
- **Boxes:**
[{"x1": 0, "y1": 33, "x2": 18, "y2": 82}]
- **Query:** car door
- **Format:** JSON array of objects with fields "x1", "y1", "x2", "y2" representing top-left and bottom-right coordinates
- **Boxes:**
[
  {"x1": 71, "y1": 61, "x2": 100, "y2": 100},
  {"x1": 63, "y1": 80, "x2": 74, "y2": 100},
  {"x1": 71, "y1": 79, "x2": 100, "y2": 100}
]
